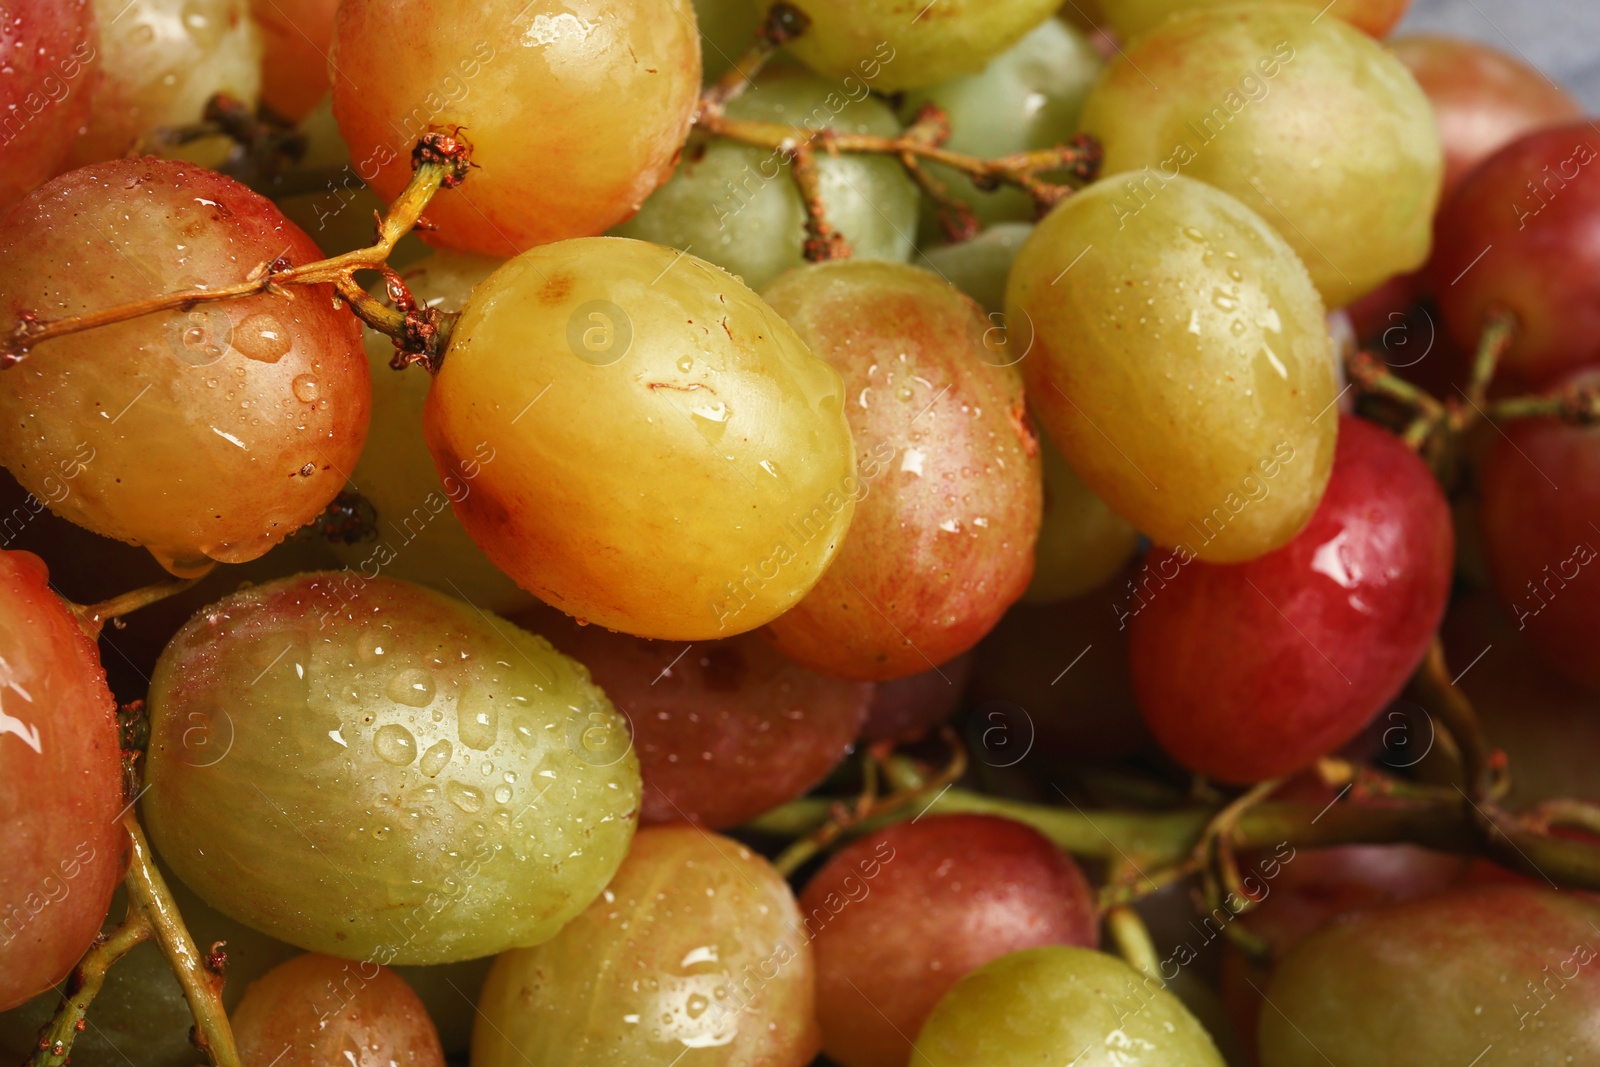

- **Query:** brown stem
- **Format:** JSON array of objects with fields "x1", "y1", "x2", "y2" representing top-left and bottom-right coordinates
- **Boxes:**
[
  {"x1": 698, "y1": 1, "x2": 809, "y2": 113},
  {"x1": 2, "y1": 133, "x2": 472, "y2": 370},
  {"x1": 789, "y1": 143, "x2": 852, "y2": 263},
  {"x1": 1486, "y1": 383, "x2": 1600, "y2": 425},
  {"x1": 27, "y1": 905, "x2": 154, "y2": 1067}
]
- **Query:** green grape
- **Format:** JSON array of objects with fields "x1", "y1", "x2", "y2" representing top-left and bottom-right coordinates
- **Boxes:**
[
  {"x1": 1026, "y1": 431, "x2": 1140, "y2": 603},
  {"x1": 1078, "y1": 3, "x2": 1442, "y2": 308},
  {"x1": 913, "y1": 946, "x2": 1227, "y2": 1066},
  {"x1": 424, "y1": 237, "x2": 857, "y2": 641},
  {"x1": 614, "y1": 64, "x2": 918, "y2": 292},
  {"x1": 767, "y1": 0, "x2": 1062, "y2": 92},
  {"x1": 392, "y1": 957, "x2": 495, "y2": 1058},
  {"x1": 1006, "y1": 174, "x2": 1337, "y2": 563},
  {"x1": 1101, "y1": 0, "x2": 1410, "y2": 40},
  {"x1": 142, "y1": 574, "x2": 640, "y2": 964},
  {"x1": 917, "y1": 221, "x2": 1034, "y2": 314},
  {"x1": 332, "y1": 251, "x2": 532, "y2": 614},
  {"x1": 473, "y1": 826, "x2": 818, "y2": 1067},
  {"x1": 902, "y1": 20, "x2": 1103, "y2": 232},
  {"x1": 694, "y1": 0, "x2": 763, "y2": 82}
]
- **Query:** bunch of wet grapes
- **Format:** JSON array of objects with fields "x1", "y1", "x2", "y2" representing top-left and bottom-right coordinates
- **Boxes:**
[{"x1": 5, "y1": 0, "x2": 1600, "y2": 1064}]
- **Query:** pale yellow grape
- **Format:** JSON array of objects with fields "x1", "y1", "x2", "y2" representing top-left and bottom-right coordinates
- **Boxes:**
[
  {"x1": 903, "y1": 20, "x2": 1103, "y2": 231},
  {"x1": 424, "y1": 237, "x2": 857, "y2": 640},
  {"x1": 1101, "y1": 0, "x2": 1410, "y2": 40},
  {"x1": 472, "y1": 827, "x2": 818, "y2": 1067},
  {"x1": 1006, "y1": 174, "x2": 1337, "y2": 563},
  {"x1": 913, "y1": 947, "x2": 1227, "y2": 1067},
  {"x1": 767, "y1": 0, "x2": 1062, "y2": 92},
  {"x1": 1026, "y1": 432, "x2": 1141, "y2": 603},
  {"x1": 1078, "y1": 4, "x2": 1442, "y2": 308},
  {"x1": 71, "y1": 0, "x2": 262, "y2": 167},
  {"x1": 333, "y1": 251, "x2": 532, "y2": 614}
]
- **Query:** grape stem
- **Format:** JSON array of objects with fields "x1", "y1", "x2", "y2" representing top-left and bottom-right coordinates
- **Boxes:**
[
  {"x1": 1, "y1": 134, "x2": 472, "y2": 372},
  {"x1": 699, "y1": 1, "x2": 810, "y2": 113},
  {"x1": 1106, "y1": 904, "x2": 1164, "y2": 983},
  {"x1": 64, "y1": 575, "x2": 206, "y2": 640},
  {"x1": 134, "y1": 92, "x2": 308, "y2": 183},
  {"x1": 26, "y1": 905, "x2": 153, "y2": 1067}
]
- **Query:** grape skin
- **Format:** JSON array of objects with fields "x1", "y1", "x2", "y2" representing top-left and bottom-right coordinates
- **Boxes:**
[
  {"x1": 1100, "y1": 0, "x2": 1410, "y2": 41},
  {"x1": 331, "y1": 0, "x2": 701, "y2": 257},
  {"x1": 1080, "y1": 4, "x2": 1442, "y2": 308},
  {"x1": 250, "y1": 0, "x2": 339, "y2": 123},
  {"x1": 0, "y1": 0, "x2": 98, "y2": 211},
  {"x1": 1026, "y1": 430, "x2": 1140, "y2": 604},
  {"x1": 425, "y1": 237, "x2": 857, "y2": 641},
  {"x1": 143, "y1": 574, "x2": 641, "y2": 965},
  {"x1": 1007, "y1": 173, "x2": 1338, "y2": 564}
]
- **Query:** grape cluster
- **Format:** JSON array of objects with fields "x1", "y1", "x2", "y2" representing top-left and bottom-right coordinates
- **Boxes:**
[{"x1": 3, "y1": 1, "x2": 1600, "y2": 1065}]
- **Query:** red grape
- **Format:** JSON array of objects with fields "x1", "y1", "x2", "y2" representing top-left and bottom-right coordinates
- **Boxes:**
[
  {"x1": 800, "y1": 814, "x2": 1097, "y2": 1067},
  {"x1": 859, "y1": 653, "x2": 973, "y2": 743},
  {"x1": 0, "y1": 0, "x2": 98, "y2": 211},
  {"x1": 1130, "y1": 416, "x2": 1453, "y2": 783},
  {"x1": 1480, "y1": 382, "x2": 1600, "y2": 691},
  {"x1": 251, "y1": 0, "x2": 339, "y2": 123},
  {"x1": 1430, "y1": 122, "x2": 1600, "y2": 385},
  {"x1": 516, "y1": 603, "x2": 872, "y2": 830},
  {"x1": 0, "y1": 549, "x2": 124, "y2": 1011}
]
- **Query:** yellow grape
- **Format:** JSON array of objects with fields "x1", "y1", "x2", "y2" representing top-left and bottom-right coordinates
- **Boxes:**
[
  {"x1": 1026, "y1": 431, "x2": 1140, "y2": 603},
  {"x1": 1101, "y1": 0, "x2": 1410, "y2": 40},
  {"x1": 1078, "y1": 3, "x2": 1442, "y2": 308},
  {"x1": 330, "y1": 0, "x2": 701, "y2": 257},
  {"x1": 473, "y1": 826, "x2": 818, "y2": 1067},
  {"x1": 250, "y1": 0, "x2": 339, "y2": 122},
  {"x1": 424, "y1": 237, "x2": 857, "y2": 640},
  {"x1": 71, "y1": 0, "x2": 262, "y2": 167},
  {"x1": 768, "y1": 0, "x2": 1061, "y2": 92},
  {"x1": 1006, "y1": 174, "x2": 1337, "y2": 563},
  {"x1": 333, "y1": 251, "x2": 532, "y2": 614}
]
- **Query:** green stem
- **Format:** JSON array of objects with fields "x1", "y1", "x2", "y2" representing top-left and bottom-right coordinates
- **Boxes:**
[
  {"x1": 1107, "y1": 906, "x2": 1163, "y2": 983},
  {"x1": 28, "y1": 908, "x2": 153, "y2": 1067}
]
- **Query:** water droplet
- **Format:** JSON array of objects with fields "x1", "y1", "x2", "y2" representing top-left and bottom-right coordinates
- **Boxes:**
[
  {"x1": 235, "y1": 314, "x2": 291, "y2": 362},
  {"x1": 446, "y1": 781, "x2": 484, "y2": 813},
  {"x1": 357, "y1": 629, "x2": 387, "y2": 663},
  {"x1": 1183, "y1": 226, "x2": 1207, "y2": 243},
  {"x1": 894, "y1": 384, "x2": 914, "y2": 402},
  {"x1": 419, "y1": 738, "x2": 453, "y2": 778},
  {"x1": 291, "y1": 374, "x2": 319, "y2": 404},
  {"x1": 373, "y1": 724, "x2": 417, "y2": 765},
  {"x1": 1230, "y1": 320, "x2": 1247, "y2": 337},
  {"x1": 387, "y1": 668, "x2": 436, "y2": 708},
  {"x1": 1211, "y1": 289, "x2": 1241, "y2": 313},
  {"x1": 494, "y1": 784, "x2": 513, "y2": 804},
  {"x1": 457, "y1": 685, "x2": 500, "y2": 750},
  {"x1": 691, "y1": 400, "x2": 728, "y2": 423},
  {"x1": 677, "y1": 355, "x2": 694, "y2": 372}
]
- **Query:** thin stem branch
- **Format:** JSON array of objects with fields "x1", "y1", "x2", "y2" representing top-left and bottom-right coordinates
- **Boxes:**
[
  {"x1": 1462, "y1": 308, "x2": 1517, "y2": 414},
  {"x1": 28, "y1": 906, "x2": 154, "y2": 1067},
  {"x1": 699, "y1": 1, "x2": 809, "y2": 112},
  {"x1": 1106, "y1": 905, "x2": 1163, "y2": 984},
  {"x1": 66, "y1": 576, "x2": 206, "y2": 640}
]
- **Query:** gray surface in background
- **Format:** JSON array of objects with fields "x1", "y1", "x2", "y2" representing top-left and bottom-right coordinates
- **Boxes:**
[{"x1": 1399, "y1": 0, "x2": 1600, "y2": 108}]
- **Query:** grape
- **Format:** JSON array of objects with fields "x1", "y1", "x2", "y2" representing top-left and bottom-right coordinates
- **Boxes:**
[
  {"x1": 1079, "y1": 4, "x2": 1442, "y2": 308},
  {"x1": 1479, "y1": 382, "x2": 1600, "y2": 691},
  {"x1": 1129, "y1": 416, "x2": 1453, "y2": 783},
  {"x1": 0, "y1": 0, "x2": 98, "y2": 211},
  {"x1": 0, "y1": 874, "x2": 298, "y2": 1065},
  {"x1": 912, "y1": 946, "x2": 1227, "y2": 1067},
  {"x1": 0, "y1": 550, "x2": 123, "y2": 1011},
  {"x1": 1261, "y1": 885, "x2": 1600, "y2": 1066},
  {"x1": 233, "y1": 954, "x2": 444, "y2": 1067},
  {"x1": 424, "y1": 238, "x2": 857, "y2": 641},
  {"x1": 1026, "y1": 431, "x2": 1140, "y2": 604},
  {"x1": 473, "y1": 825, "x2": 818, "y2": 1067},
  {"x1": 1429, "y1": 123, "x2": 1600, "y2": 386},
  {"x1": 518, "y1": 602, "x2": 872, "y2": 829},
  {"x1": 613, "y1": 63, "x2": 918, "y2": 292},
  {"x1": 390, "y1": 957, "x2": 494, "y2": 1059},
  {"x1": 769, "y1": 0, "x2": 1061, "y2": 92},
  {"x1": 860, "y1": 652, "x2": 973, "y2": 742},
  {"x1": 330, "y1": 0, "x2": 700, "y2": 257},
  {"x1": 251, "y1": 0, "x2": 339, "y2": 122},
  {"x1": 917, "y1": 221, "x2": 1033, "y2": 314},
  {"x1": 802, "y1": 815, "x2": 1097, "y2": 1067},
  {"x1": 142, "y1": 573, "x2": 640, "y2": 964},
  {"x1": 1006, "y1": 173, "x2": 1338, "y2": 564},
  {"x1": 69, "y1": 0, "x2": 262, "y2": 168},
  {"x1": 1100, "y1": 0, "x2": 1409, "y2": 41},
  {"x1": 0, "y1": 158, "x2": 369, "y2": 577},
  {"x1": 693, "y1": 0, "x2": 762, "y2": 82},
  {"x1": 333, "y1": 251, "x2": 531, "y2": 614},
  {"x1": 760, "y1": 261, "x2": 1041, "y2": 680},
  {"x1": 901, "y1": 20, "x2": 1102, "y2": 233},
  {"x1": 1392, "y1": 34, "x2": 1582, "y2": 202}
]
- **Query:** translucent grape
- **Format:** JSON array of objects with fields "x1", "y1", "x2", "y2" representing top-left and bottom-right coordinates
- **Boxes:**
[
  {"x1": 143, "y1": 573, "x2": 640, "y2": 964},
  {"x1": 761, "y1": 261, "x2": 1041, "y2": 680},
  {"x1": 1100, "y1": 0, "x2": 1410, "y2": 41},
  {"x1": 767, "y1": 0, "x2": 1061, "y2": 92},
  {"x1": 1079, "y1": 4, "x2": 1442, "y2": 308},
  {"x1": 333, "y1": 251, "x2": 531, "y2": 614},
  {"x1": 473, "y1": 826, "x2": 818, "y2": 1067},
  {"x1": 901, "y1": 20, "x2": 1102, "y2": 232},
  {"x1": 251, "y1": 0, "x2": 340, "y2": 122},
  {"x1": 331, "y1": 0, "x2": 700, "y2": 256},
  {"x1": 912, "y1": 946, "x2": 1227, "y2": 1066},
  {"x1": 424, "y1": 237, "x2": 857, "y2": 640},
  {"x1": 802, "y1": 816, "x2": 1097, "y2": 1067},
  {"x1": 0, "y1": 550, "x2": 122, "y2": 1012},
  {"x1": 0, "y1": 0, "x2": 98, "y2": 211},
  {"x1": 521, "y1": 603, "x2": 872, "y2": 829},
  {"x1": 1026, "y1": 431, "x2": 1140, "y2": 603},
  {"x1": 917, "y1": 222, "x2": 1033, "y2": 314},
  {"x1": 70, "y1": 0, "x2": 262, "y2": 168},
  {"x1": 0, "y1": 158, "x2": 369, "y2": 576},
  {"x1": 1006, "y1": 173, "x2": 1337, "y2": 563},
  {"x1": 614, "y1": 63, "x2": 918, "y2": 291}
]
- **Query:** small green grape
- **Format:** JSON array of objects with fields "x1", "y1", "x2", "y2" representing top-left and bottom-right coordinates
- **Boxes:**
[
  {"x1": 615, "y1": 64, "x2": 918, "y2": 291},
  {"x1": 913, "y1": 946, "x2": 1227, "y2": 1067},
  {"x1": 143, "y1": 574, "x2": 640, "y2": 965},
  {"x1": 903, "y1": 20, "x2": 1103, "y2": 233},
  {"x1": 1079, "y1": 3, "x2": 1442, "y2": 308},
  {"x1": 917, "y1": 221, "x2": 1034, "y2": 314},
  {"x1": 1027, "y1": 431, "x2": 1141, "y2": 603}
]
